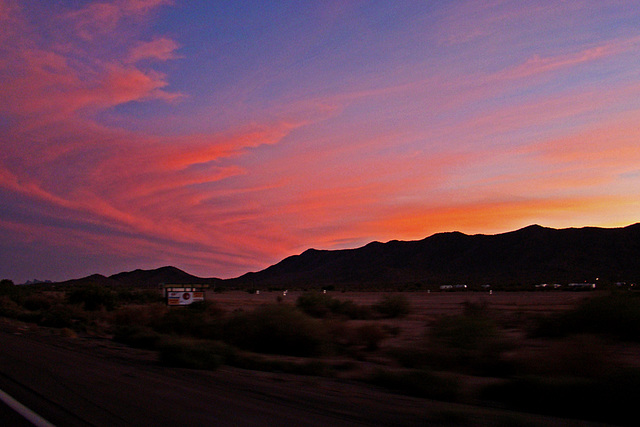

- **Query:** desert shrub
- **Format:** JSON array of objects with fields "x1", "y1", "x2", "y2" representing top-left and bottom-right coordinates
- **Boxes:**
[
  {"x1": 0, "y1": 279, "x2": 17, "y2": 296},
  {"x1": 352, "y1": 323, "x2": 387, "y2": 351},
  {"x1": 480, "y1": 370, "x2": 640, "y2": 425},
  {"x1": 0, "y1": 279, "x2": 14, "y2": 287},
  {"x1": 387, "y1": 344, "x2": 432, "y2": 369},
  {"x1": 461, "y1": 300, "x2": 489, "y2": 316},
  {"x1": 373, "y1": 294, "x2": 411, "y2": 318},
  {"x1": 115, "y1": 288, "x2": 163, "y2": 304},
  {"x1": 512, "y1": 334, "x2": 611, "y2": 378},
  {"x1": 431, "y1": 313, "x2": 497, "y2": 351},
  {"x1": 67, "y1": 285, "x2": 116, "y2": 311},
  {"x1": 0, "y1": 295, "x2": 23, "y2": 318},
  {"x1": 382, "y1": 324, "x2": 401, "y2": 336},
  {"x1": 22, "y1": 294, "x2": 53, "y2": 311},
  {"x1": 59, "y1": 327, "x2": 78, "y2": 338},
  {"x1": 322, "y1": 318, "x2": 351, "y2": 349},
  {"x1": 296, "y1": 292, "x2": 339, "y2": 317},
  {"x1": 150, "y1": 302, "x2": 226, "y2": 340},
  {"x1": 223, "y1": 304, "x2": 330, "y2": 357},
  {"x1": 113, "y1": 324, "x2": 162, "y2": 349},
  {"x1": 338, "y1": 300, "x2": 373, "y2": 319},
  {"x1": 158, "y1": 337, "x2": 234, "y2": 370},
  {"x1": 112, "y1": 303, "x2": 167, "y2": 328},
  {"x1": 0, "y1": 280, "x2": 31, "y2": 305},
  {"x1": 428, "y1": 312, "x2": 514, "y2": 376},
  {"x1": 532, "y1": 292, "x2": 640, "y2": 341},
  {"x1": 37, "y1": 303, "x2": 87, "y2": 329},
  {"x1": 155, "y1": 306, "x2": 207, "y2": 335},
  {"x1": 369, "y1": 368, "x2": 459, "y2": 401},
  {"x1": 185, "y1": 300, "x2": 224, "y2": 316},
  {"x1": 296, "y1": 292, "x2": 370, "y2": 319}
]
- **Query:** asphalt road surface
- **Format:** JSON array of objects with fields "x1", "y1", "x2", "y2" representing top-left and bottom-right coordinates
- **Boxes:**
[
  {"x1": 0, "y1": 397, "x2": 38, "y2": 427},
  {"x1": 0, "y1": 328, "x2": 613, "y2": 427}
]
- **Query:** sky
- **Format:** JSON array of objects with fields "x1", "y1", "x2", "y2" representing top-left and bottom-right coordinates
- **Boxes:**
[{"x1": 1, "y1": 0, "x2": 640, "y2": 283}]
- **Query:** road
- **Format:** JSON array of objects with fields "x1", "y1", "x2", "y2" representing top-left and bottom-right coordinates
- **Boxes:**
[
  {"x1": 0, "y1": 326, "x2": 612, "y2": 426},
  {"x1": 0, "y1": 397, "x2": 37, "y2": 427}
]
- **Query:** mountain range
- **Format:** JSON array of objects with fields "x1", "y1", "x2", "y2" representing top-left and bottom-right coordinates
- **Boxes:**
[{"x1": 53, "y1": 223, "x2": 640, "y2": 289}]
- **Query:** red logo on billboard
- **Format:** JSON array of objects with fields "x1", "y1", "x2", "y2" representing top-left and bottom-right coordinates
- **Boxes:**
[{"x1": 183, "y1": 292, "x2": 191, "y2": 300}]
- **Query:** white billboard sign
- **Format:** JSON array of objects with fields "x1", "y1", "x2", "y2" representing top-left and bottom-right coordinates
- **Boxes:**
[{"x1": 167, "y1": 290, "x2": 204, "y2": 306}]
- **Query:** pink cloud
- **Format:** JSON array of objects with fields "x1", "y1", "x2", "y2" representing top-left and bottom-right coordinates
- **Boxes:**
[
  {"x1": 161, "y1": 125, "x2": 298, "y2": 170},
  {"x1": 0, "y1": 0, "x2": 244, "y2": 266},
  {"x1": 532, "y1": 115, "x2": 640, "y2": 170},
  {"x1": 66, "y1": 0, "x2": 172, "y2": 40},
  {"x1": 434, "y1": 1, "x2": 567, "y2": 47},
  {"x1": 501, "y1": 39, "x2": 637, "y2": 80},
  {"x1": 0, "y1": 110, "x2": 310, "y2": 272},
  {"x1": 0, "y1": 2, "x2": 181, "y2": 120},
  {"x1": 127, "y1": 37, "x2": 180, "y2": 62},
  {"x1": 3, "y1": 1, "x2": 640, "y2": 282},
  {"x1": 0, "y1": 0, "x2": 19, "y2": 28},
  {"x1": 99, "y1": 65, "x2": 179, "y2": 106}
]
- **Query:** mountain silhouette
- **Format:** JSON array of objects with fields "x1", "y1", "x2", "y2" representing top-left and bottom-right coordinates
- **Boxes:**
[
  {"x1": 108, "y1": 266, "x2": 220, "y2": 287},
  {"x1": 53, "y1": 223, "x2": 640, "y2": 289},
  {"x1": 55, "y1": 266, "x2": 222, "y2": 288},
  {"x1": 227, "y1": 223, "x2": 640, "y2": 289}
]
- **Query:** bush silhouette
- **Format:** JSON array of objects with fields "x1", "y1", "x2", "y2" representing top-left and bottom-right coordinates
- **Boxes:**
[
  {"x1": 428, "y1": 311, "x2": 513, "y2": 375},
  {"x1": 533, "y1": 292, "x2": 640, "y2": 341},
  {"x1": 373, "y1": 294, "x2": 411, "y2": 318},
  {"x1": 23, "y1": 294, "x2": 53, "y2": 311},
  {"x1": 158, "y1": 337, "x2": 233, "y2": 370},
  {"x1": 296, "y1": 292, "x2": 371, "y2": 319},
  {"x1": 223, "y1": 304, "x2": 329, "y2": 357},
  {"x1": 67, "y1": 285, "x2": 116, "y2": 311}
]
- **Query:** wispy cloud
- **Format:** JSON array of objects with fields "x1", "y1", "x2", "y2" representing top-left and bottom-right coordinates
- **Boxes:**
[
  {"x1": 66, "y1": 0, "x2": 172, "y2": 40},
  {"x1": 2, "y1": 1, "x2": 640, "y2": 282},
  {"x1": 533, "y1": 114, "x2": 640, "y2": 171},
  {"x1": 127, "y1": 37, "x2": 181, "y2": 62},
  {"x1": 0, "y1": 1, "x2": 180, "y2": 120},
  {"x1": 500, "y1": 37, "x2": 640, "y2": 80}
]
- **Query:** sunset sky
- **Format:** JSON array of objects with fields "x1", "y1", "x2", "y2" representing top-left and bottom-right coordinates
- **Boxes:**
[{"x1": 2, "y1": 1, "x2": 640, "y2": 283}]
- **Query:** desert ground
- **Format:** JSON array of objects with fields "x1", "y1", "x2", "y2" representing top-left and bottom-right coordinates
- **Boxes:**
[{"x1": 1, "y1": 289, "x2": 636, "y2": 426}]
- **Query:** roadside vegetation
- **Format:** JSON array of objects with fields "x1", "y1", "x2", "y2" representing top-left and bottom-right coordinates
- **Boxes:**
[{"x1": 2, "y1": 278, "x2": 640, "y2": 425}]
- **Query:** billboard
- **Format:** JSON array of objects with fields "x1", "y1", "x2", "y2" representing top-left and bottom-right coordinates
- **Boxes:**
[{"x1": 166, "y1": 289, "x2": 205, "y2": 306}]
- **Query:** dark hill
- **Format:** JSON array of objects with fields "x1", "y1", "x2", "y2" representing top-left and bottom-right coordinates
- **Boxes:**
[
  {"x1": 108, "y1": 266, "x2": 220, "y2": 288},
  {"x1": 55, "y1": 274, "x2": 123, "y2": 288},
  {"x1": 50, "y1": 224, "x2": 640, "y2": 290},
  {"x1": 227, "y1": 223, "x2": 640, "y2": 289},
  {"x1": 55, "y1": 266, "x2": 222, "y2": 288}
]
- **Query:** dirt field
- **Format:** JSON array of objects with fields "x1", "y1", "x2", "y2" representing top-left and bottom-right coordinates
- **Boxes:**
[
  {"x1": 206, "y1": 289, "x2": 640, "y2": 374},
  {"x1": 207, "y1": 289, "x2": 596, "y2": 316},
  {"x1": 207, "y1": 289, "x2": 597, "y2": 340},
  {"x1": 3, "y1": 289, "x2": 637, "y2": 426}
]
